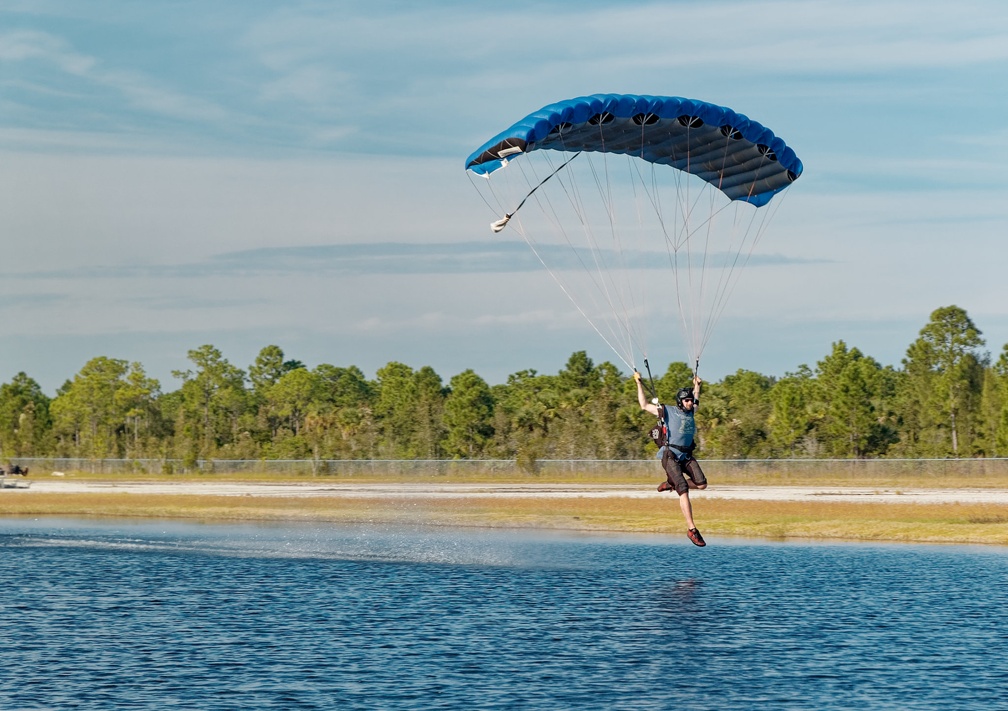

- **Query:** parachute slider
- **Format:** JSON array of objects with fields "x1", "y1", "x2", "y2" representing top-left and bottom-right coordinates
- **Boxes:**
[{"x1": 490, "y1": 214, "x2": 512, "y2": 233}]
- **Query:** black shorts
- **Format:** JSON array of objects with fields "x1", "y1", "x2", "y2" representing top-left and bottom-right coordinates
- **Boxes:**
[{"x1": 661, "y1": 448, "x2": 707, "y2": 496}]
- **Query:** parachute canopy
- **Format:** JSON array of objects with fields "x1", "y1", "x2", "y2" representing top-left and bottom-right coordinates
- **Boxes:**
[
  {"x1": 465, "y1": 93, "x2": 802, "y2": 207},
  {"x1": 465, "y1": 93, "x2": 803, "y2": 373}
]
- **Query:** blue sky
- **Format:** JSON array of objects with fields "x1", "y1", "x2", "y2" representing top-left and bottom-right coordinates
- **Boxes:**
[{"x1": 2, "y1": 0, "x2": 1008, "y2": 394}]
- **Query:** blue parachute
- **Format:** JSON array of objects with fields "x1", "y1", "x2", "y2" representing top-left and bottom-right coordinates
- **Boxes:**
[
  {"x1": 465, "y1": 94, "x2": 803, "y2": 373},
  {"x1": 465, "y1": 94, "x2": 802, "y2": 207}
]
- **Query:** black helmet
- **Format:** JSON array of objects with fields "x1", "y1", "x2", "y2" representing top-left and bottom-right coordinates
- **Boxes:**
[{"x1": 675, "y1": 387, "x2": 695, "y2": 407}]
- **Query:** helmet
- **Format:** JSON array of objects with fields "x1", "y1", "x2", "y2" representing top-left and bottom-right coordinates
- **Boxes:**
[{"x1": 675, "y1": 387, "x2": 695, "y2": 407}]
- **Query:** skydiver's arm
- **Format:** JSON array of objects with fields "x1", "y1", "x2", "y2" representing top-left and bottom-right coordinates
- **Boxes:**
[
  {"x1": 634, "y1": 372, "x2": 660, "y2": 416},
  {"x1": 693, "y1": 374, "x2": 702, "y2": 407}
]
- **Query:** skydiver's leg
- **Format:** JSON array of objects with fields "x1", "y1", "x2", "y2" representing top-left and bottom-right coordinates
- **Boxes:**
[
  {"x1": 679, "y1": 459, "x2": 707, "y2": 546},
  {"x1": 684, "y1": 459, "x2": 707, "y2": 490},
  {"x1": 662, "y1": 450, "x2": 705, "y2": 543},
  {"x1": 660, "y1": 449, "x2": 689, "y2": 494},
  {"x1": 679, "y1": 491, "x2": 697, "y2": 530}
]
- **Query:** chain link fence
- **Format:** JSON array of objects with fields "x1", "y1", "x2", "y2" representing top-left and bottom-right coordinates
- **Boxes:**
[{"x1": 8, "y1": 457, "x2": 1008, "y2": 480}]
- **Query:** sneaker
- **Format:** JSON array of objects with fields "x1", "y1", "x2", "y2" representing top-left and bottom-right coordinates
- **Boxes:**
[
  {"x1": 657, "y1": 481, "x2": 673, "y2": 493},
  {"x1": 687, "y1": 528, "x2": 706, "y2": 547}
]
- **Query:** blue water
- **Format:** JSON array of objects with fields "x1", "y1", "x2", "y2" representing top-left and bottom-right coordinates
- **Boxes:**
[{"x1": 1, "y1": 519, "x2": 1006, "y2": 710}]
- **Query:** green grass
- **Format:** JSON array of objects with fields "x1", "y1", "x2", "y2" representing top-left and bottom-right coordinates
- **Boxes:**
[{"x1": 34, "y1": 459, "x2": 1008, "y2": 489}]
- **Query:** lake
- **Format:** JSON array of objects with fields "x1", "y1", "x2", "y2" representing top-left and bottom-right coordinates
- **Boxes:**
[{"x1": 1, "y1": 518, "x2": 1006, "y2": 709}]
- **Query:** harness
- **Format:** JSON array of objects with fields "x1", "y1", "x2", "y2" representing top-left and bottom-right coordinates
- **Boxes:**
[
  {"x1": 667, "y1": 441, "x2": 697, "y2": 463},
  {"x1": 649, "y1": 404, "x2": 697, "y2": 463},
  {"x1": 648, "y1": 416, "x2": 668, "y2": 447}
]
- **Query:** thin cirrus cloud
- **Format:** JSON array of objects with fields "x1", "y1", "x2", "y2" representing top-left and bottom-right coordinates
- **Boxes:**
[
  {"x1": 0, "y1": 242, "x2": 823, "y2": 282},
  {"x1": 203, "y1": 243, "x2": 821, "y2": 276}
]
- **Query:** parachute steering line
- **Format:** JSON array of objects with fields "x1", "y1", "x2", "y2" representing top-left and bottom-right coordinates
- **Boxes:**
[{"x1": 643, "y1": 358, "x2": 659, "y2": 403}]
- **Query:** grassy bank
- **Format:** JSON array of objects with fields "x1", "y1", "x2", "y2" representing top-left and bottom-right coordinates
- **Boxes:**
[
  {"x1": 4, "y1": 474, "x2": 1008, "y2": 545},
  {"x1": 18, "y1": 458, "x2": 1008, "y2": 488}
]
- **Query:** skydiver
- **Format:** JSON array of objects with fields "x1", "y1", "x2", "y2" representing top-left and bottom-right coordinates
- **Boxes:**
[{"x1": 634, "y1": 371, "x2": 707, "y2": 547}]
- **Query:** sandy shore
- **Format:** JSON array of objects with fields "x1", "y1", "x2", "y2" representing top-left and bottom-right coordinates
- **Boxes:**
[
  {"x1": 17, "y1": 479, "x2": 1008, "y2": 505},
  {"x1": 8, "y1": 477, "x2": 1008, "y2": 545}
]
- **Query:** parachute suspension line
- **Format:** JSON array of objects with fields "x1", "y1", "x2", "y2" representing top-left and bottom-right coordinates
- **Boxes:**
[
  {"x1": 694, "y1": 183, "x2": 720, "y2": 362},
  {"x1": 519, "y1": 153, "x2": 622, "y2": 357},
  {"x1": 665, "y1": 169, "x2": 741, "y2": 363},
  {"x1": 679, "y1": 130, "x2": 776, "y2": 362},
  {"x1": 534, "y1": 144, "x2": 593, "y2": 242},
  {"x1": 697, "y1": 199, "x2": 749, "y2": 358},
  {"x1": 697, "y1": 204, "x2": 761, "y2": 357},
  {"x1": 631, "y1": 119, "x2": 673, "y2": 250},
  {"x1": 697, "y1": 196, "x2": 759, "y2": 358},
  {"x1": 490, "y1": 152, "x2": 582, "y2": 233},
  {"x1": 682, "y1": 124, "x2": 702, "y2": 365},
  {"x1": 518, "y1": 150, "x2": 582, "y2": 239},
  {"x1": 578, "y1": 135, "x2": 641, "y2": 366},
  {"x1": 549, "y1": 148, "x2": 637, "y2": 365},
  {"x1": 503, "y1": 147, "x2": 636, "y2": 368},
  {"x1": 681, "y1": 128, "x2": 723, "y2": 364},
  {"x1": 696, "y1": 159, "x2": 793, "y2": 358},
  {"x1": 622, "y1": 144, "x2": 680, "y2": 368},
  {"x1": 626, "y1": 153, "x2": 675, "y2": 353},
  {"x1": 695, "y1": 131, "x2": 744, "y2": 356},
  {"x1": 520, "y1": 146, "x2": 641, "y2": 369},
  {"x1": 615, "y1": 155, "x2": 650, "y2": 366},
  {"x1": 695, "y1": 135, "x2": 738, "y2": 361},
  {"x1": 701, "y1": 126, "x2": 744, "y2": 327},
  {"x1": 467, "y1": 170, "x2": 510, "y2": 218},
  {"x1": 514, "y1": 221, "x2": 635, "y2": 373},
  {"x1": 572, "y1": 194, "x2": 642, "y2": 368},
  {"x1": 587, "y1": 131, "x2": 628, "y2": 348},
  {"x1": 686, "y1": 189, "x2": 733, "y2": 361},
  {"x1": 475, "y1": 156, "x2": 635, "y2": 365},
  {"x1": 692, "y1": 129, "x2": 733, "y2": 364},
  {"x1": 626, "y1": 141, "x2": 679, "y2": 365},
  {"x1": 594, "y1": 129, "x2": 639, "y2": 363},
  {"x1": 650, "y1": 133, "x2": 697, "y2": 364},
  {"x1": 627, "y1": 147, "x2": 674, "y2": 246},
  {"x1": 625, "y1": 155, "x2": 649, "y2": 365},
  {"x1": 626, "y1": 151, "x2": 692, "y2": 365},
  {"x1": 626, "y1": 151, "x2": 683, "y2": 358}
]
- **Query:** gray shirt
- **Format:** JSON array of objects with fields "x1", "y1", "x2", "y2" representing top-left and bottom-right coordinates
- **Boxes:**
[{"x1": 661, "y1": 402, "x2": 697, "y2": 449}]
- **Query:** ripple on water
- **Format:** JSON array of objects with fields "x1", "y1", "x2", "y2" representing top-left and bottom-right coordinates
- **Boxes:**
[{"x1": 1, "y1": 519, "x2": 1006, "y2": 710}]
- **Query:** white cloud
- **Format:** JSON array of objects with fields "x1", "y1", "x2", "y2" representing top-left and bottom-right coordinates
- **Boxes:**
[
  {"x1": 0, "y1": 29, "x2": 95, "y2": 72},
  {"x1": 2, "y1": 0, "x2": 1008, "y2": 392}
]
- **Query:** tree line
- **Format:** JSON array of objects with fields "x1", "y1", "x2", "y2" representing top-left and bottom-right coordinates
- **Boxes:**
[{"x1": 2, "y1": 305, "x2": 1007, "y2": 467}]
